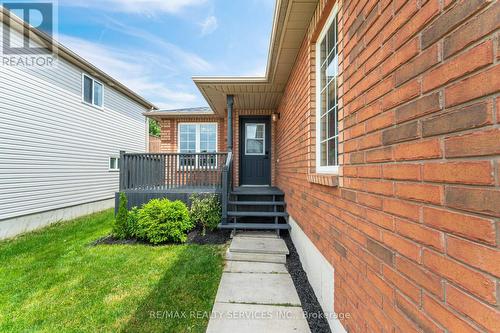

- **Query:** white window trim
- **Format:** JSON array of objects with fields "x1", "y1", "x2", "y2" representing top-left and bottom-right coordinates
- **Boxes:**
[
  {"x1": 244, "y1": 123, "x2": 266, "y2": 156},
  {"x1": 177, "y1": 122, "x2": 218, "y2": 169},
  {"x1": 109, "y1": 157, "x2": 120, "y2": 172},
  {"x1": 315, "y1": 4, "x2": 340, "y2": 174},
  {"x1": 82, "y1": 73, "x2": 105, "y2": 109}
]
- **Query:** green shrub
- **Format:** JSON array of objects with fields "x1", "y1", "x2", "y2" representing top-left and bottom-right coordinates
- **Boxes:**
[
  {"x1": 127, "y1": 207, "x2": 140, "y2": 238},
  {"x1": 113, "y1": 192, "x2": 129, "y2": 239},
  {"x1": 136, "y1": 198, "x2": 193, "y2": 244},
  {"x1": 190, "y1": 194, "x2": 222, "y2": 236}
]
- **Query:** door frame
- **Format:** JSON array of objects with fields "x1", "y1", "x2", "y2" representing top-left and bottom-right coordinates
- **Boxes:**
[{"x1": 239, "y1": 116, "x2": 272, "y2": 186}]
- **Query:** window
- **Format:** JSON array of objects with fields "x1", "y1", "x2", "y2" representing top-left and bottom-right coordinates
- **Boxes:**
[
  {"x1": 245, "y1": 123, "x2": 265, "y2": 155},
  {"x1": 316, "y1": 8, "x2": 339, "y2": 173},
  {"x1": 109, "y1": 157, "x2": 120, "y2": 171},
  {"x1": 82, "y1": 74, "x2": 104, "y2": 108},
  {"x1": 178, "y1": 123, "x2": 217, "y2": 167}
]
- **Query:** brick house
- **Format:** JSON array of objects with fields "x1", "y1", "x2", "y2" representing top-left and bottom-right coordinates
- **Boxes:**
[{"x1": 145, "y1": 0, "x2": 500, "y2": 331}]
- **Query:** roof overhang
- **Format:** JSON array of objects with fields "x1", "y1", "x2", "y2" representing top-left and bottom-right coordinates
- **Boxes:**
[
  {"x1": 193, "y1": 0, "x2": 318, "y2": 115},
  {"x1": 0, "y1": 6, "x2": 157, "y2": 110},
  {"x1": 144, "y1": 110, "x2": 221, "y2": 121}
]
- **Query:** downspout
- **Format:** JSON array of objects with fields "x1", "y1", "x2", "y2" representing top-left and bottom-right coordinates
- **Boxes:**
[
  {"x1": 227, "y1": 95, "x2": 234, "y2": 152},
  {"x1": 222, "y1": 95, "x2": 234, "y2": 225}
]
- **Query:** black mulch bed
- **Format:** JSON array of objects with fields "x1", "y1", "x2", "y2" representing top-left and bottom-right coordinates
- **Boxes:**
[
  {"x1": 91, "y1": 227, "x2": 231, "y2": 246},
  {"x1": 187, "y1": 226, "x2": 231, "y2": 245},
  {"x1": 283, "y1": 232, "x2": 332, "y2": 333}
]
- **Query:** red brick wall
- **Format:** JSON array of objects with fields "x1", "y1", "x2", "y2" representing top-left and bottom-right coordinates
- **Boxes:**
[
  {"x1": 159, "y1": 117, "x2": 226, "y2": 153},
  {"x1": 276, "y1": 0, "x2": 500, "y2": 332}
]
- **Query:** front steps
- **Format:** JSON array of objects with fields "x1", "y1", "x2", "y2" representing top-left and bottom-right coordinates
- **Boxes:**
[
  {"x1": 220, "y1": 186, "x2": 290, "y2": 232},
  {"x1": 225, "y1": 231, "x2": 289, "y2": 264}
]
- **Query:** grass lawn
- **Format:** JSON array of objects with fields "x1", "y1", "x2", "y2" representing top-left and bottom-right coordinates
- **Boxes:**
[{"x1": 0, "y1": 209, "x2": 225, "y2": 333}]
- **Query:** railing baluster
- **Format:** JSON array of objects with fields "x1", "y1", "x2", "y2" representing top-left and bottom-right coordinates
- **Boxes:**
[
  {"x1": 182, "y1": 154, "x2": 185, "y2": 187},
  {"x1": 167, "y1": 155, "x2": 172, "y2": 188},
  {"x1": 175, "y1": 155, "x2": 178, "y2": 188},
  {"x1": 145, "y1": 155, "x2": 149, "y2": 190}
]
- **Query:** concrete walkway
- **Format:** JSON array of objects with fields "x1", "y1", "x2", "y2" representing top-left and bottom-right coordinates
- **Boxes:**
[{"x1": 206, "y1": 232, "x2": 311, "y2": 333}]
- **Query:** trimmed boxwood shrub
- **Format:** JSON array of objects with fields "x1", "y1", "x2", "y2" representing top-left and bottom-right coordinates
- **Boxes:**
[
  {"x1": 190, "y1": 194, "x2": 221, "y2": 236},
  {"x1": 135, "y1": 198, "x2": 193, "y2": 244}
]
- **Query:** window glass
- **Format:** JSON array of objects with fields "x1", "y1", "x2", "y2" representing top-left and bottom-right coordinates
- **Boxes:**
[
  {"x1": 109, "y1": 157, "x2": 119, "y2": 170},
  {"x1": 179, "y1": 124, "x2": 196, "y2": 153},
  {"x1": 200, "y1": 124, "x2": 217, "y2": 153},
  {"x1": 245, "y1": 123, "x2": 265, "y2": 155},
  {"x1": 94, "y1": 81, "x2": 103, "y2": 107},
  {"x1": 178, "y1": 123, "x2": 217, "y2": 167},
  {"x1": 83, "y1": 76, "x2": 93, "y2": 104},
  {"x1": 317, "y1": 11, "x2": 339, "y2": 169}
]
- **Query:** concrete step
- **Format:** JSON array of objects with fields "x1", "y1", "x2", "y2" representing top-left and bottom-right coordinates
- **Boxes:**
[
  {"x1": 224, "y1": 261, "x2": 288, "y2": 274},
  {"x1": 214, "y1": 272, "x2": 301, "y2": 306},
  {"x1": 225, "y1": 249, "x2": 286, "y2": 264},
  {"x1": 233, "y1": 231, "x2": 280, "y2": 239},
  {"x1": 230, "y1": 236, "x2": 289, "y2": 255}
]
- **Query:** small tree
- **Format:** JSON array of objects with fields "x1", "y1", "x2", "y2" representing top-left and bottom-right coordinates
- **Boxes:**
[
  {"x1": 149, "y1": 119, "x2": 161, "y2": 137},
  {"x1": 190, "y1": 194, "x2": 221, "y2": 236},
  {"x1": 113, "y1": 192, "x2": 128, "y2": 239}
]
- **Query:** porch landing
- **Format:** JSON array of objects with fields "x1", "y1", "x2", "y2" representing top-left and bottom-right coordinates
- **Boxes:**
[
  {"x1": 231, "y1": 186, "x2": 285, "y2": 195},
  {"x1": 206, "y1": 232, "x2": 310, "y2": 333}
]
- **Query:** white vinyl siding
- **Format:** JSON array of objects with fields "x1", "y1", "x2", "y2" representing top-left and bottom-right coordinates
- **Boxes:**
[{"x1": 0, "y1": 22, "x2": 148, "y2": 221}]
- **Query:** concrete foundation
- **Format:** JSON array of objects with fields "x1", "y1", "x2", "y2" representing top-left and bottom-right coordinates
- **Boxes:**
[{"x1": 0, "y1": 198, "x2": 114, "y2": 240}]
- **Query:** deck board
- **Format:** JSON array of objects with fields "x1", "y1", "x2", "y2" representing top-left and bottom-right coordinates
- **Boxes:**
[{"x1": 232, "y1": 186, "x2": 284, "y2": 195}]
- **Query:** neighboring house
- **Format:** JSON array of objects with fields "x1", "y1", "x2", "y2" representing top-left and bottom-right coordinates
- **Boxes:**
[
  {"x1": 145, "y1": 0, "x2": 500, "y2": 332},
  {"x1": 0, "y1": 9, "x2": 156, "y2": 239}
]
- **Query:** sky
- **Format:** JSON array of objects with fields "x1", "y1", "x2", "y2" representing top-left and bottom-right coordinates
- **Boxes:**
[{"x1": 55, "y1": 0, "x2": 275, "y2": 109}]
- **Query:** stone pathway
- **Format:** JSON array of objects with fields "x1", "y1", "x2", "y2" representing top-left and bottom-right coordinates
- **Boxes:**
[{"x1": 206, "y1": 232, "x2": 311, "y2": 333}]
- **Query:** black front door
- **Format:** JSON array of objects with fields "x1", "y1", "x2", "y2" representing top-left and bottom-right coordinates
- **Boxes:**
[{"x1": 240, "y1": 117, "x2": 271, "y2": 186}]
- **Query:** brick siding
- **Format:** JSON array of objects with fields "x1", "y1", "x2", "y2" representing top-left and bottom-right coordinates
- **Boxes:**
[
  {"x1": 275, "y1": 0, "x2": 500, "y2": 332},
  {"x1": 159, "y1": 117, "x2": 227, "y2": 153}
]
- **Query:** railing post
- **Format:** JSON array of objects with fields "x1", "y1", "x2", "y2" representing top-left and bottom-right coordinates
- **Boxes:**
[
  {"x1": 221, "y1": 164, "x2": 228, "y2": 224},
  {"x1": 119, "y1": 150, "x2": 125, "y2": 191}
]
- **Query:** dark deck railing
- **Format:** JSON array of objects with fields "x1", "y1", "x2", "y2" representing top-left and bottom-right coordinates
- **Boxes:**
[{"x1": 119, "y1": 152, "x2": 229, "y2": 191}]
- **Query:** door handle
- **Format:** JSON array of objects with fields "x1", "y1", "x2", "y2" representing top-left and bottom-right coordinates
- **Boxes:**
[{"x1": 264, "y1": 151, "x2": 269, "y2": 159}]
